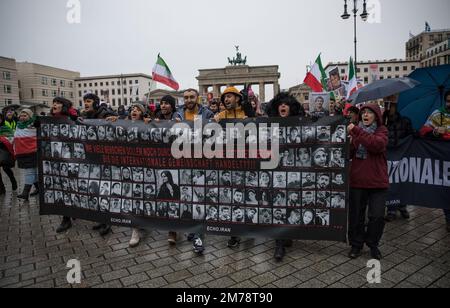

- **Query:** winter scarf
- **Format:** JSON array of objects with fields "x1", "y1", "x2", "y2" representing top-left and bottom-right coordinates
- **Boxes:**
[{"x1": 356, "y1": 122, "x2": 378, "y2": 160}]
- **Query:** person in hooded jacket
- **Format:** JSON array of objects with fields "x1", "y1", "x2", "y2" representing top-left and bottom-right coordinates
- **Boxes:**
[{"x1": 347, "y1": 103, "x2": 389, "y2": 261}]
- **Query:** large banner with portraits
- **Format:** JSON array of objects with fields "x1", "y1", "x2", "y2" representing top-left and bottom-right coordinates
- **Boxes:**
[
  {"x1": 38, "y1": 116, "x2": 349, "y2": 242},
  {"x1": 387, "y1": 136, "x2": 450, "y2": 210}
]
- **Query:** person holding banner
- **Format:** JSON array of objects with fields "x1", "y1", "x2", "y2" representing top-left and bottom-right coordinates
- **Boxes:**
[
  {"x1": 419, "y1": 90, "x2": 450, "y2": 232},
  {"x1": 80, "y1": 94, "x2": 116, "y2": 236},
  {"x1": 155, "y1": 95, "x2": 182, "y2": 121},
  {"x1": 348, "y1": 103, "x2": 389, "y2": 260},
  {"x1": 106, "y1": 103, "x2": 151, "y2": 247},
  {"x1": 267, "y1": 92, "x2": 305, "y2": 261}
]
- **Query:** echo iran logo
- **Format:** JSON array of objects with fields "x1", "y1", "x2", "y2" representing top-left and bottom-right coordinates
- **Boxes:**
[
  {"x1": 367, "y1": 259, "x2": 382, "y2": 284},
  {"x1": 66, "y1": 0, "x2": 81, "y2": 24},
  {"x1": 66, "y1": 259, "x2": 82, "y2": 284}
]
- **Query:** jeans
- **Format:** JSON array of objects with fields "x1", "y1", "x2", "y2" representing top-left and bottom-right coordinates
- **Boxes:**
[
  {"x1": 349, "y1": 188, "x2": 388, "y2": 250},
  {"x1": 24, "y1": 168, "x2": 38, "y2": 185}
]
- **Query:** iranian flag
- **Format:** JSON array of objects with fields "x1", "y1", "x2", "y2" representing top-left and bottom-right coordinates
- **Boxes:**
[
  {"x1": 304, "y1": 54, "x2": 327, "y2": 92},
  {"x1": 346, "y1": 57, "x2": 358, "y2": 99},
  {"x1": 152, "y1": 54, "x2": 180, "y2": 91}
]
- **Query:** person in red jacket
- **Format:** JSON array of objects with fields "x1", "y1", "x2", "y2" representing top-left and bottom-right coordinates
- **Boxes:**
[{"x1": 347, "y1": 103, "x2": 389, "y2": 261}]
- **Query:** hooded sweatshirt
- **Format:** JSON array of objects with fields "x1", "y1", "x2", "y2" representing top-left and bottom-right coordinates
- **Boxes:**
[{"x1": 349, "y1": 103, "x2": 389, "y2": 189}]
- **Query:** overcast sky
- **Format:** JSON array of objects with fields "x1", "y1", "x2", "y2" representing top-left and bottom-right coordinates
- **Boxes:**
[{"x1": 1, "y1": 0, "x2": 449, "y2": 95}]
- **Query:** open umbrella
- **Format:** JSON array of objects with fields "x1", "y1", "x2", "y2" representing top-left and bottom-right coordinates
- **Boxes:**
[
  {"x1": 397, "y1": 65, "x2": 450, "y2": 130},
  {"x1": 348, "y1": 77, "x2": 420, "y2": 105}
]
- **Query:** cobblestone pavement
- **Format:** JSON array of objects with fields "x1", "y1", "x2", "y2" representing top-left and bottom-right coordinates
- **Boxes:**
[{"x1": 1, "y1": 178, "x2": 449, "y2": 288}]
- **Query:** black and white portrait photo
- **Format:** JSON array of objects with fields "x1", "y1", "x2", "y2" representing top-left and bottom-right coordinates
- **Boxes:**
[
  {"x1": 332, "y1": 125, "x2": 347, "y2": 143},
  {"x1": 44, "y1": 190, "x2": 55, "y2": 204},
  {"x1": 302, "y1": 172, "x2": 316, "y2": 189},
  {"x1": 296, "y1": 147, "x2": 312, "y2": 167},
  {"x1": 157, "y1": 170, "x2": 180, "y2": 200},
  {"x1": 132, "y1": 167, "x2": 144, "y2": 182},
  {"x1": 78, "y1": 164, "x2": 90, "y2": 178},
  {"x1": 78, "y1": 126, "x2": 87, "y2": 141},
  {"x1": 99, "y1": 197, "x2": 110, "y2": 212},
  {"x1": 51, "y1": 142, "x2": 62, "y2": 158},
  {"x1": 206, "y1": 170, "x2": 218, "y2": 186},
  {"x1": 245, "y1": 208, "x2": 258, "y2": 224},
  {"x1": 60, "y1": 178, "x2": 69, "y2": 191},
  {"x1": 71, "y1": 194, "x2": 80, "y2": 208},
  {"x1": 69, "y1": 178, "x2": 78, "y2": 192},
  {"x1": 316, "y1": 191, "x2": 331, "y2": 208},
  {"x1": 332, "y1": 173, "x2": 345, "y2": 189},
  {"x1": 273, "y1": 172, "x2": 287, "y2": 188},
  {"x1": 60, "y1": 163, "x2": 69, "y2": 177},
  {"x1": 88, "y1": 180, "x2": 100, "y2": 195},
  {"x1": 122, "y1": 182, "x2": 133, "y2": 198},
  {"x1": 69, "y1": 125, "x2": 79, "y2": 139},
  {"x1": 144, "y1": 168, "x2": 156, "y2": 183},
  {"x1": 61, "y1": 143, "x2": 72, "y2": 159},
  {"x1": 54, "y1": 191, "x2": 64, "y2": 205},
  {"x1": 180, "y1": 169, "x2": 192, "y2": 185},
  {"x1": 192, "y1": 170, "x2": 205, "y2": 186},
  {"x1": 116, "y1": 126, "x2": 127, "y2": 142},
  {"x1": 111, "y1": 182, "x2": 122, "y2": 197},
  {"x1": 127, "y1": 127, "x2": 139, "y2": 143},
  {"x1": 51, "y1": 162, "x2": 60, "y2": 176},
  {"x1": 331, "y1": 192, "x2": 346, "y2": 209},
  {"x1": 273, "y1": 208, "x2": 287, "y2": 225},
  {"x1": 193, "y1": 187, "x2": 205, "y2": 203},
  {"x1": 287, "y1": 127, "x2": 302, "y2": 144},
  {"x1": 245, "y1": 171, "x2": 258, "y2": 187},
  {"x1": 205, "y1": 205, "x2": 218, "y2": 221},
  {"x1": 90, "y1": 164, "x2": 101, "y2": 179},
  {"x1": 121, "y1": 199, "x2": 133, "y2": 214},
  {"x1": 232, "y1": 206, "x2": 245, "y2": 223},
  {"x1": 330, "y1": 148, "x2": 345, "y2": 168},
  {"x1": 42, "y1": 142, "x2": 52, "y2": 158},
  {"x1": 312, "y1": 147, "x2": 329, "y2": 168},
  {"x1": 87, "y1": 126, "x2": 98, "y2": 141},
  {"x1": 97, "y1": 126, "x2": 107, "y2": 141},
  {"x1": 180, "y1": 204, "x2": 192, "y2": 220},
  {"x1": 60, "y1": 124, "x2": 70, "y2": 138},
  {"x1": 279, "y1": 149, "x2": 295, "y2": 167},
  {"x1": 133, "y1": 183, "x2": 143, "y2": 198},
  {"x1": 315, "y1": 209, "x2": 330, "y2": 226},
  {"x1": 44, "y1": 176, "x2": 53, "y2": 190},
  {"x1": 144, "y1": 184, "x2": 156, "y2": 199},
  {"x1": 101, "y1": 166, "x2": 112, "y2": 180},
  {"x1": 43, "y1": 161, "x2": 52, "y2": 175},
  {"x1": 192, "y1": 204, "x2": 205, "y2": 220},
  {"x1": 41, "y1": 124, "x2": 50, "y2": 138},
  {"x1": 73, "y1": 143, "x2": 85, "y2": 159},
  {"x1": 168, "y1": 202, "x2": 180, "y2": 219},
  {"x1": 180, "y1": 186, "x2": 193, "y2": 202},
  {"x1": 272, "y1": 190, "x2": 287, "y2": 207},
  {"x1": 100, "y1": 181, "x2": 110, "y2": 196},
  {"x1": 78, "y1": 179, "x2": 88, "y2": 193},
  {"x1": 219, "y1": 206, "x2": 232, "y2": 222},
  {"x1": 287, "y1": 191, "x2": 301, "y2": 207},
  {"x1": 258, "y1": 190, "x2": 271, "y2": 206},
  {"x1": 106, "y1": 126, "x2": 116, "y2": 142},
  {"x1": 287, "y1": 172, "x2": 301, "y2": 188},
  {"x1": 68, "y1": 163, "x2": 79, "y2": 178},
  {"x1": 317, "y1": 173, "x2": 331, "y2": 190},
  {"x1": 245, "y1": 189, "x2": 258, "y2": 205},
  {"x1": 302, "y1": 209, "x2": 316, "y2": 226},
  {"x1": 287, "y1": 209, "x2": 302, "y2": 225},
  {"x1": 219, "y1": 188, "x2": 232, "y2": 204},
  {"x1": 150, "y1": 128, "x2": 162, "y2": 143},
  {"x1": 79, "y1": 196, "x2": 89, "y2": 209},
  {"x1": 232, "y1": 171, "x2": 245, "y2": 187},
  {"x1": 50, "y1": 124, "x2": 60, "y2": 138},
  {"x1": 110, "y1": 199, "x2": 122, "y2": 213},
  {"x1": 259, "y1": 171, "x2": 272, "y2": 188},
  {"x1": 232, "y1": 189, "x2": 244, "y2": 205},
  {"x1": 121, "y1": 167, "x2": 132, "y2": 182},
  {"x1": 317, "y1": 126, "x2": 331, "y2": 142},
  {"x1": 309, "y1": 93, "x2": 330, "y2": 118},
  {"x1": 205, "y1": 188, "x2": 219, "y2": 204},
  {"x1": 111, "y1": 166, "x2": 121, "y2": 181},
  {"x1": 259, "y1": 208, "x2": 273, "y2": 225},
  {"x1": 302, "y1": 191, "x2": 316, "y2": 207},
  {"x1": 220, "y1": 170, "x2": 232, "y2": 186},
  {"x1": 144, "y1": 201, "x2": 156, "y2": 217},
  {"x1": 302, "y1": 126, "x2": 316, "y2": 143}
]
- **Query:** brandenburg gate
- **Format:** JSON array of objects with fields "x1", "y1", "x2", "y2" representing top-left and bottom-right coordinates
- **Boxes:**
[{"x1": 196, "y1": 47, "x2": 281, "y2": 103}]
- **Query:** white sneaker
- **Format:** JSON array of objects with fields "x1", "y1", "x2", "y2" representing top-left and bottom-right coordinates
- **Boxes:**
[{"x1": 129, "y1": 229, "x2": 141, "y2": 248}]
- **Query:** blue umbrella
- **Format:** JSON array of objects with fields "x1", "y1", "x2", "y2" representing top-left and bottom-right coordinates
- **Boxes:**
[{"x1": 397, "y1": 65, "x2": 450, "y2": 130}]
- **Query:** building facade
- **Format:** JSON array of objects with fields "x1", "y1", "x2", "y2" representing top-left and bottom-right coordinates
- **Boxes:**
[
  {"x1": 324, "y1": 59, "x2": 420, "y2": 85},
  {"x1": 0, "y1": 57, "x2": 20, "y2": 108},
  {"x1": 75, "y1": 74, "x2": 155, "y2": 109},
  {"x1": 16, "y1": 62, "x2": 80, "y2": 109},
  {"x1": 406, "y1": 29, "x2": 450, "y2": 64},
  {"x1": 424, "y1": 39, "x2": 450, "y2": 67}
]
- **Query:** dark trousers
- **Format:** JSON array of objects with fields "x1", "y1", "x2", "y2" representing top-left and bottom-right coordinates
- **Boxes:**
[
  {"x1": 444, "y1": 209, "x2": 450, "y2": 223},
  {"x1": 0, "y1": 166, "x2": 16, "y2": 187},
  {"x1": 349, "y1": 188, "x2": 388, "y2": 249}
]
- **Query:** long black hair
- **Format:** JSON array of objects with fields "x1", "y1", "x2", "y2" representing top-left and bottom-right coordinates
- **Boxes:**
[{"x1": 267, "y1": 92, "x2": 305, "y2": 117}]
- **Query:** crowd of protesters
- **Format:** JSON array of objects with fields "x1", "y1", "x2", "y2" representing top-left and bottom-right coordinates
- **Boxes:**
[{"x1": 0, "y1": 88, "x2": 449, "y2": 263}]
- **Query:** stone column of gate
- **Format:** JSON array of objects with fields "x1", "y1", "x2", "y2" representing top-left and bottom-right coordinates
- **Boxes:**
[
  {"x1": 213, "y1": 85, "x2": 221, "y2": 99},
  {"x1": 259, "y1": 82, "x2": 266, "y2": 103},
  {"x1": 273, "y1": 80, "x2": 280, "y2": 96}
]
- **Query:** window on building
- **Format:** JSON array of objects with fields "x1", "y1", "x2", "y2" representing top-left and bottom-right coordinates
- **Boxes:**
[
  {"x1": 379, "y1": 76, "x2": 384, "y2": 80},
  {"x1": 89, "y1": 83, "x2": 93, "y2": 87},
  {"x1": 364, "y1": 68, "x2": 368, "y2": 73},
  {"x1": 118, "y1": 89, "x2": 121, "y2": 95},
  {"x1": 112, "y1": 98, "x2": 116, "y2": 106},
  {"x1": 135, "y1": 80, "x2": 138, "y2": 84},
  {"x1": 4, "y1": 85, "x2": 12, "y2": 94},
  {"x1": 2, "y1": 71, "x2": 11, "y2": 80},
  {"x1": 124, "y1": 88, "x2": 127, "y2": 95},
  {"x1": 60, "y1": 80, "x2": 65, "y2": 87},
  {"x1": 124, "y1": 98, "x2": 128, "y2": 104},
  {"x1": 94, "y1": 83, "x2": 98, "y2": 87},
  {"x1": 118, "y1": 98, "x2": 121, "y2": 105},
  {"x1": 79, "y1": 90, "x2": 82, "y2": 97},
  {"x1": 52, "y1": 90, "x2": 57, "y2": 97},
  {"x1": 42, "y1": 89, "x2": 48, "y2": 97},
  {"x1": 403, "y1": 66, "x2": 408, "y2": 71},
  {"x1": 100, "y1": 82, "x2": 103, "y2": 87},
  {"x1": 84, "y1": 83, "x2": 87, "y2": 87},
  {"x1": 52, "y1": 79, "x2": 57, "y2": 86},
  {"x1": 135, "y1": 97, "x2": 139, "y2": 102},
  {"x1": 68, "y1": 82, "x2": 73, "y2": 88},
  {"x1": 78, "y1": 83, "x2": 82, "y2": 88},
  {"x1": 70, "y1": 93, "x2": 74, "y2": 99},
  {"x1": 357, "y1": 68, "x2": 361, "y2": 73},
  {"x1": 395, "y1": 67, "x2": 399, "y2": 71},
  {"x1": 42, "y1": 77, "x2": 48, "y2": 85},
  {"x1": 380, "y1": 67, "x2": 384, "y2": 72},
  {"x1": 113, "y1": 81, "x2": 116, "y2": 86},
  {"x1": 61, "y1": 91, "x2": 66, "y2": 98},
  {"x1": 387, "y1": 67, "x2": 392, "y2": 72},
  {"x1": 387, "y1": 76, "x2": 392, "y2": 79},
  {"x1": 364, "y1": 77, "x2": 368, "y2": 83},
  {"x1": 129, "y1": 80, "x2": 132, "y2": 85},
  {"x1": 5, "y1": 99, "x2": 12, "y2": 105},
  {"x1": 341, "y1": 69, "x2": 345, "y2": 74},
  {"x1": 412, "y1": 66, "x2": 416, "y2": 70},
  {"x1": 112, "y1": 89, "x2": 115, "y2": 95},
  {"x1": 95, "y1": 90, "x2": 98, "y2": 95},
  {"x1": 395, "y1": 75, "x2": 400, "y2": 78},
  {"x1": 79, "y1": 101, "x2": 83, "y2": 107}
]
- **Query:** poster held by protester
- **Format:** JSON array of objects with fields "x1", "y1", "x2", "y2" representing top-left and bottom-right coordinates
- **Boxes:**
[
  {"x1": 387, "y1": 136, "x2": 450, "y2": 210},
  {"x1": 39, "y1": 116, "x2": 349, "y2": 242}
]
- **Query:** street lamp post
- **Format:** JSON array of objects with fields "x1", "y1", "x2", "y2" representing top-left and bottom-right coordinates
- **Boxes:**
[{"x1": 341, "y1": 0, "x2": 369, "y2": 79}]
